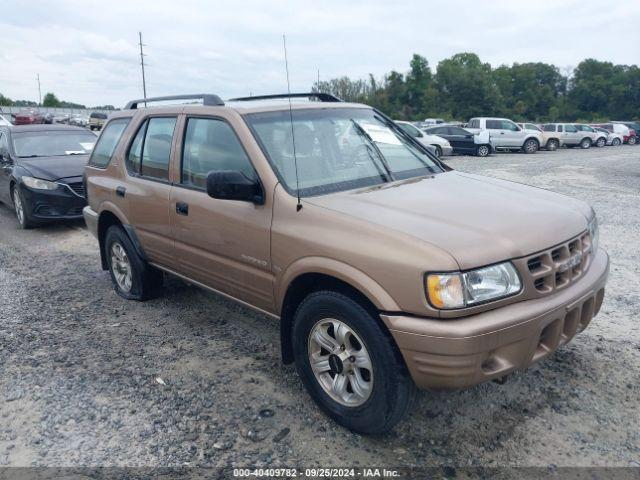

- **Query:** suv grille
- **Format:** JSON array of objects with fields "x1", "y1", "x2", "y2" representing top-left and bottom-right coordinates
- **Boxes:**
[
  {"x1": 66, "y1": 182, "x2": 86, "y2": 198},
  {"x1": 520, "y1": 231, "x2": 592, "y2": 294}
]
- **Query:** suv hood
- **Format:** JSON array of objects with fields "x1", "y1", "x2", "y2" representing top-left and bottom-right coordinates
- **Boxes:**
[
  {"x1": 18, "y1": 155, "x2": 89, "y2": 181},
  {"x1": 305, "y1": 171, "x2": 591, "y2": 269}
]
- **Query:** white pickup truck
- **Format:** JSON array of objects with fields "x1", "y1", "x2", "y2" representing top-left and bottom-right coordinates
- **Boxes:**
[{"x1": 466, "y1": 117, "x2": 543, "y2": 153}]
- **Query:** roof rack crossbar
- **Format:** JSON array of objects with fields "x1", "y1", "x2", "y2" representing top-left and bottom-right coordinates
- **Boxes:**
[
  {"x1": 124, "y1": 94, "x2": 225, "y2": 110},
  {"x1": 228, "y1": 92, "x2": 343, "y2": 103}
]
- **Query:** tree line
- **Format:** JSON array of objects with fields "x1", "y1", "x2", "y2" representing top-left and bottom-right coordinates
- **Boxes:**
[
  {"x1": 312, "y1": 53, "x2": 640, "y2": 122},
  {"x1": 0, "y1": 92, "x2": 115, "y2": 110}
]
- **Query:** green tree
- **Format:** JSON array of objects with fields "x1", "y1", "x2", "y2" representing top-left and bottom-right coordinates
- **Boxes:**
[
  {"x1": 0, "y1": 93, "x2": 12, "y2": 106},
  {"x1": 42, "y1": 92, "x2": 61, "y2": 107},
  {"x1": 405, "y1": 54, "x2": 433, "y2": 119}
]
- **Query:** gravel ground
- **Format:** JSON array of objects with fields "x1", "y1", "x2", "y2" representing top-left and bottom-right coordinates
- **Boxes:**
[{"x1": 0, "y1": 146, "x2": 639, "y2": 472}]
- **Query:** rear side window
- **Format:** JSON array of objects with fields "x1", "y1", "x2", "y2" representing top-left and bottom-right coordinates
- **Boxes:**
[
  {"x1": 542, "y1": 124, "x2": 555, "y2": 132},
  {"x1": 181, "y1": 117, "x2": 256, "y2": 189},
  {"x1": 126, "y1": 117, "x2": 177, "y2": 181},
  {"x1": 88, "y1": 118, "x2": 130, "y2": 168},
  {"x1": 485, "y1": 120, "x2": 502, "y2": 129}
]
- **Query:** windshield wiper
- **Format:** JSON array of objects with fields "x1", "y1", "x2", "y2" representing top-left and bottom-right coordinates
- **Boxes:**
[{"x1": 350, "y1": 120, "x2": 395, "y2": 182}]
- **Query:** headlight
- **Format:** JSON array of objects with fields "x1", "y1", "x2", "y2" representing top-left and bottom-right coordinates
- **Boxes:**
[
  {"x1": 588, "y1": 213, "x2": 599, "y2": 254},
  {"x1": 443, "y1": 140, "x2": 451, "y2": 147},
  {"x1": 22, "y1": 176, "x2": 58, "y2": 190},
  {"x1": 427, "y1": 262, "x2": 522, "y2": 309}
]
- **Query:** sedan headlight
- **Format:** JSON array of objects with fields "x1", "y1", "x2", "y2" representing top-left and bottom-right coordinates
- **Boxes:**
[
  {"x1": 588, "y1": 213, "x2": 599, "y2": 254},
  {"x1": 22, "y1": 176, "x2": 58, "y2": 191},
  {"x1": 427, "y1": 262, "x2": 522, "y2": 309}
]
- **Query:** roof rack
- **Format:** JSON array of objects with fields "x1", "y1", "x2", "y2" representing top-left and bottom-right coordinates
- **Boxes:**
[
  {"x1": 228, "y1": 92, "x2": 343, "y2": 103},
  {"x1": 124, "y1": 94, "x2": 225, "y2": 110}
]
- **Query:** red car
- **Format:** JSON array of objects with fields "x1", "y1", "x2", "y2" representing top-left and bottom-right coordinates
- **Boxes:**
[{"x1": 14, "y1": 110, "x2": 45, "y2": 125}]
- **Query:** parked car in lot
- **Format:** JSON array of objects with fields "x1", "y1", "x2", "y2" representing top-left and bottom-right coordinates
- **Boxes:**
[
  {"x1": 14, "y1": 110, "x2": 45, "y2": 125},
  {"x1": 423, "y1": 124, "x2": 494, "y2": 156},
  {"x1": 422, "y1": 118, "x2": 445, "y2": 126},
  {"x1": 89, "y1": 112, "x2": 108, "y2": 131},
  {"x1": 395, "y1": 121, "x2": 452, "y2": 157},
  {"x1": 69, "y1": 114, "x2": 89, "y2": 127},
  {"x1": 610, "y1": 121, "x2": 639, "y2": 145},
  {"x1": 43, "y1": 113, "x2": 54, "y2": 124},
  {"x1": 517, "y1": 122, "x2": 563, "y2": 151},
  {"x1": 83, "y1": 93, "x2": 608, "y2": 434},
  {"x1": 53, "y1": 114, "x2": 70, "y2": 124},
  {"x1": 593, "y1": 123, "x2": 633, "y2": 144},
  {"x1": 593, "y1": 126, "x2": 623, "y2": 146},
  {"x1": 574, "y1": 124, "x2": 608, "y2": 147},
  {"x1": 0, "y1": 124, "x2": 96, "y2": 228},
  {"x1": 542, "y1": 123, "x2": 593, "y2": 149},
  {"x1": 466, "y1": 117, "x2": 542, "y2": 153}
]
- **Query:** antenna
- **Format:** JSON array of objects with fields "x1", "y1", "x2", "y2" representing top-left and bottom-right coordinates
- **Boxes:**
[{"x1": 283, "y1": 34, "x2": 302, "y2": 212}]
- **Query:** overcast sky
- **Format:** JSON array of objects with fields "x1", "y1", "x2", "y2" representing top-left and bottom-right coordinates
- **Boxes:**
[{"x1": 1, "y1": 0, "x2": 638, "y2": 107}]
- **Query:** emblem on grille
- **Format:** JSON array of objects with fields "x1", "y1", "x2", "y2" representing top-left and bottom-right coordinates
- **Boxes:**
[{"x1": 557, "y1": 253, "x2": 582, "y2": 273}]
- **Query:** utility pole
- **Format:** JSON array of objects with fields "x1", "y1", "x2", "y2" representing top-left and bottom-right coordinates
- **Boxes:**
[
  {"x1": 36, "y1": 74, "x2": 42, "y2": 106},
  {"x1": 138, "y1": 32, "x2": 147, "y2": 105}
]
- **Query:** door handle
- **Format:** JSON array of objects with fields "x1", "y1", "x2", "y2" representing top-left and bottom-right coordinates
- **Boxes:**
[
  {"x1": 176, "y1": 201, "x2": 189, "y2": 216},
  {"x1": 115, "y1": 186, "x2": 126, "y2": 197}
]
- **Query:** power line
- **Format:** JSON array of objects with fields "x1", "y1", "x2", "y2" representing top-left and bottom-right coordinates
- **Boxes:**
[{"x1": 139, "y1": 32, "x2": 147, "y2": 106}]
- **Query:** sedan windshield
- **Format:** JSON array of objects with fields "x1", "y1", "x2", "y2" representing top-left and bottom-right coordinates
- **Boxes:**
[
  {"x1": 245, "y1": 108, "x2": 442, "y2": 197},
  {"x1": 13, "y1": 130, "x2": 96, "y2": 158}
]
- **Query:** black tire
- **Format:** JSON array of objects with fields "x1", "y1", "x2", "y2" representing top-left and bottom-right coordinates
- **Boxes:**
[
  {"x1": 580, "y1": 137, "x2": 592, "y2": 149},
  {"x1": 596, "y1": 137, "x2": 606, "y2": 148},
  {"x1": 433, "y1": 145, "x2": 443, "y2": 158},
  {"x1": 628, "y1": 136, "x2": 637, "y2": 145},
  {"x1": 476, "y1": 144, "x2": 490, "y2": 157},
  {"x1": 523, "y1": 138, "x2": 539, "y2": 154},
  {"x1": 546, "y1": 139, "x2": 559, "y2": 151},
  {"x1": 104, "y1": 225, "x2": 163, "y2": 301},
  {"x1": 612, "y1": 138, "x2": 621, "y2": 146},
  {"x1": 11, "y1": 185, "x2": 34, "y2": 229},
  {"x1": 292, "y1": 291, "x2": 417, "y2": 434}
]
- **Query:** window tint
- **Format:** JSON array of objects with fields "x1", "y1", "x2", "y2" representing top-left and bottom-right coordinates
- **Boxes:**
[
  {"x1": 181, "y1": 117, "x2": 255, "y2": 189},
  {"x1": 468, "y1": 119, "x2": 480, "y2": 128},
  {"x1": 485, "y1": 119, "x2": 502, "y2": 129},
  {"x1": 397, "y1": 122, "x2": 421, "y2": 137},
  {"x1": 558, "y1": 125, "x2": 563, "y2": 132},
  {"x1": 542, "y1": 124, "x2": 554, "y2": 132},
  {"x1": 126, "y1": 117, "x2": 176, "y2": 180},
  {"x1": 564, "y1": 124, "x2": 577, "y2": 133},
  {"x1": 450, "y1": 127, "x2": 468, "y2": 135},
  {"x1": 500, "y1": 120, "x2": 519, "y2": 131},
  {"x1": 431, "y1": 127, "x2": 448, "y2": 134},
  {"x1": 88, "y1": 118, "x2": 130, "y2": 168}
]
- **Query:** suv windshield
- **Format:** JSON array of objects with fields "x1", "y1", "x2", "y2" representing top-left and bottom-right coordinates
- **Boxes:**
[
  {"x1": 13, "y1": 130, "x2": 96, "y2": 157},
  {"x1": 245, "y1": 108, "x2": 442, "y2": 197}
]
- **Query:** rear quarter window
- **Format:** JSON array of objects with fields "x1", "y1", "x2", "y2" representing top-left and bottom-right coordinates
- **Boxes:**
[{"x1": 88, "y1": 118, "x2": 131, "y2": 168}]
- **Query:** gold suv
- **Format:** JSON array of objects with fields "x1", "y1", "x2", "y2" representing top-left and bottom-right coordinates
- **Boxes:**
[{"x1": 83, "y1": 93, "x2": 609, "y2": 434}]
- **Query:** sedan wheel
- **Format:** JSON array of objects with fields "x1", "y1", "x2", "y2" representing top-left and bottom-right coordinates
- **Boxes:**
[
  {"x1": 596, "y1": 137, "x2": 606, "y2": 147},
  {"x1": 580, "y1": 138, "x2": 592, "y2": 149},
  {"x1": 308, "y1": 318, "x2": 373, "y2": 407},
  {"x1": 612, "y1": 138, "x2": 621, "y2": 146},
  {"x1": 629, "y1": 136, "x2": 637, "y2": 145},
  {"x1": 12, "y1": 187, "x2": 32, "y2": 229}
]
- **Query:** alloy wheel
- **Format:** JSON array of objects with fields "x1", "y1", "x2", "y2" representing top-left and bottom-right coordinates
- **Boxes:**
[
  {"x1": 308, "y1": 318, "x2": 373, "y2": 407},
  {"x1": 596, "y1": 138, "x2": 605, "y2": 147},
  {"x1": 524, "y1": 140, "x2": 538, "y2": 153},
  {"x1": 477, "y1": 145, "x2": 489, "y2": 157},
  {"x1": 13, "y1": 189, "x2": 25, "y2": 226},
  {"x1": 110, "y1": 242, "x2": 133, "y2": 292}
]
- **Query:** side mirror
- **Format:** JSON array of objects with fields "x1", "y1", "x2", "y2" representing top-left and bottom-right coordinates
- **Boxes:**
[{"x1": 206, "y1": 170, "x2": 264, "y2": 205}]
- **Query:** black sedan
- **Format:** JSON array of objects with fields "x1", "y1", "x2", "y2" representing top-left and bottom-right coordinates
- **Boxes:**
[
  {"x1": 423, "y1": 125, "x2": 493, "y2": 156},
  {"x1": 0, "y1": 125, "x2": 96, "y2": 228}
]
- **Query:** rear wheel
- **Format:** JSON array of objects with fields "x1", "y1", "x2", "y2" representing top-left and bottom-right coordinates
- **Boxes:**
[
  {"x1": 580, "y1": 138, "x2": 592, "y2": 149},
  {"x1": 523, "y1": 138, "x2": 539, "y2": 154},
  {"x1": 104, "y1": 226, "x2": 163, "y2": 300},
  {"x1": 546, "y1": 139, "x2": 559, "y2": 151},
  {"x1": 628, "y1": 136, "x2": 637, "y2": 145},
  {"x1": 596, "y1": 137, "x2": 606, "y2": 147},
  {"x1": 612, "y1": 138, "x2": 621, "y2": 146},
  {"x1": 476, "y1": 145, "x2": 490, "y2": 157},
  {"x1": 11, "y1": 186, "x2": 34, "y2": 229},
  {"x1": 292, "y1": 291, "x2": 417, "y2": 434}
]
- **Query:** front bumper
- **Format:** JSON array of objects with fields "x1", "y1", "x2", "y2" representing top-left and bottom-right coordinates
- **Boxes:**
[
  {"x1": 441, "y1": 145, "x2": 454, "y2": 156},
  {"x1": 83, "y1": 205, "x2": 99, "y2": 238},
  {"x1": 382, "y1": 248, "x2": 609, "y2": 390},
  {"x1": 20, "y1": 183, "x2": 86, "y2": 221}
]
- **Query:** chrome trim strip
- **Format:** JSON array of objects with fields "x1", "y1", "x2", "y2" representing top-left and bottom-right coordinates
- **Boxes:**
[{"x1": 149, "y1": 262, "x2": 280, "y2": 320}]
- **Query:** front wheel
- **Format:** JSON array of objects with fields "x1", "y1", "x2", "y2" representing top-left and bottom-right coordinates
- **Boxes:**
[
  {"x1": 433, "y1": 145, "x2": 443, "y2": 158},
  {"x1": 580, "y1": 138, "x2": 592, "y2": 149},
  {"x1": 546, "y1": 139, "x2": 559, "y2": 151},
  {"x1": 628, "y1": 136, "x2": 637, "y2": 145},
  {"x1": 596, "y1": 137, "x2": 606, "y2": 148},
  {"x1": 11, "y1": 186, "x2": 34, "y2": 229},
  {"x1": 292, "y1": 291, "x2": 417, "y2": 434},
  {"x1": 612, "y1": 138, "x2": 621, "y2": 146},
  {"x1": 476, "y1": 144, "x2": 490, "y2": 157},
  {"x1": 523, "y1": 138, "x2": 539, "y2": 154}
]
